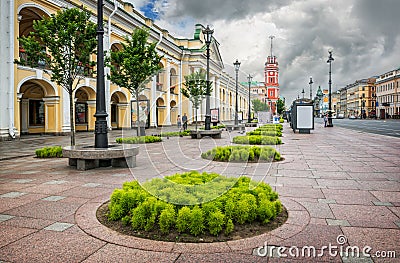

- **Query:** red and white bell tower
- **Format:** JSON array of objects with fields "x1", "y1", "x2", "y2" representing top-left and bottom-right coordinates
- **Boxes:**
[{"x1": 264, "y1": 35, "x2": 279, "y2": 114}]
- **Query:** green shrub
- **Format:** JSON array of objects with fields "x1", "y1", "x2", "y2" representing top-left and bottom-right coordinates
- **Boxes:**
[
  {"x1": 208, "y1": 209, "x2": 225, "y2": 236},
  {"x1": 116, "y1": 136, "x2": 162, "y2": 144},
  {"x1": 202, "y1": 145, "x2": 281, "y2": 162},
  {"x1": 190, "y1": 206, "x2": 205, "y2": 236},
  {"x1": 279, "y1": 117, "x2": 284, "y2": 123},
  {"x1": 247, "y1": 130, "x2": 282, "y2": 137},
  {"x1": 35, "y1": 146, "x2": 63, "y2": 158},
  {"x1": 160, "y1": 130, "x2": 191, "y2": 137},
  {"x1": 176, "y1": 206, "x2": 192, "y2": 233},
  {"x1": 225, "y1": 218, "x2": 234, "y2": 235},
  {"x1": 159, "y1": 204, "x2": 176, "y2": 234},
  {"x1": 232, "y1": 135, "x2": 281, "y2": 145},
  {"x1": 212, "y1": 125, "x2": 226, "y2": 129},
  {"x1": 108, "y1": 172, "x2": 282, "y2": 237}
]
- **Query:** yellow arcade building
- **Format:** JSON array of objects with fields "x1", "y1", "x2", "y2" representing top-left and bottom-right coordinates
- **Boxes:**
[{"x1": 0, "y1": 0, "x2": 251, "y2": 140}]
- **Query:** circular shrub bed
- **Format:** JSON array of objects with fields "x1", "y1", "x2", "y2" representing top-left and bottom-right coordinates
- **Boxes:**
[
  {"x1": 116, "y1": 135, "x2": 162, "y2": 144},
  {"x1": 101, "y1": 172, "x2": 286, "y2": 242},
  {"x1": 233, "y1": 135, "x2": 282, "y2": 145},
  {"x1": 201, "y1": 145, "x2": 281, "y2": 162},
  {"x1": 247, "y1": 124, "x2": 283, "y2": 137},
  {"x1": 247, "y1": 130, "x2": 282, "y2": 136}
]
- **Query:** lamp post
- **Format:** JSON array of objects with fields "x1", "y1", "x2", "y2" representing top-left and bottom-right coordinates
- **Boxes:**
[
  {"x1": 360, "y1": 96, "x2": 365, "y2": 119},
  {"x1": 326, "y1": 50, "x2": 334, "y2": 127},
  {"x1": 203, "y1": 25, "x2": 213, "y2": 130},
  {"x1": 94, "y1": 0, "x2": 108, "y2": 148},
  {"x1": 233, "y1": 59, "x2": 241, "y2": 126},
  {"x1": 247, "y1": 74, "x2": 252, "y2": 123},
  {"x1": 309, "y1": 77, "x2": 313, "y2": 100},
  {"x1": 302, "y1": 88, "x2": 305, "y2": 99}
]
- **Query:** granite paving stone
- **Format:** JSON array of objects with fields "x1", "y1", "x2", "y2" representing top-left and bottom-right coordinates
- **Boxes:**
[
  {"x1": 322, "y1": 189, "x2": 379, "y2": 205},
  {"x1": 0, "y1": 123, "x2": 399, "y2": 262},
  {"x1": 330, "y1": 204, "x2": 399, "y2": 228},
  {"x1": 0, "y1": 214, "x2": 14, "y2": 222},
  {"x1": 44, "y1": 222, "x2": 74, "y2": 232}
]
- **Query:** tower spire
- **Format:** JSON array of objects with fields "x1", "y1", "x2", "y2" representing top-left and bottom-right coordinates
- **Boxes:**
[{"x1": 269, "y1": 35, "x2": 275, "y2": 57}]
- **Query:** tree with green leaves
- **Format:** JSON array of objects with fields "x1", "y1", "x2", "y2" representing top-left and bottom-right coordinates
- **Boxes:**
[
  {"x1": 181, "y1": 70, "x2": 211, "y2": 131},
  {"x1": 252, "y1": 99, "x2": 269, "y2": 114},
  {"x1": 15, "y1": 8, "x2": 97, "y2": 146},
  {"x1": 276, "y1": 98, "x2": 285, "y2": 115},
  {"x1": 107, "y1": 27, "x2": 162, "y2": 136}
]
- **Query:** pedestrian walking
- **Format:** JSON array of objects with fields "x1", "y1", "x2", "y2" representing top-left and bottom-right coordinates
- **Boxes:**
[
  {"x1": 324, "y1": 114, "x2": 328, "y2": 127},
  {"x1": 177, "y1": 115, "x2": 182, "y2": 129},
  {"x1": 182, "y1": 113, "x2": 188, "y2": 130}
]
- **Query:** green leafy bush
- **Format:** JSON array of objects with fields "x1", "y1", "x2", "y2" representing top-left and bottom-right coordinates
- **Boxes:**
[
  {"x1": 212, "y1": 125, "x2": 226, "y2": 129},
  {"x1": 247, "y1": 130, "x2": 282, "y2": 137},
  {"x1": 201, "y1": 145, "x2": 281, "y2": 162},
  {"x1": 232, "y1": 135, "x2": 282, "y2": 145},
  {"x1": 159, "y1": 130, "x2": 191, "y2": 137},
  {"x1": 116, "y1": 136, "x2": 162, "y2": 144},
  {"x1": 108, "y1": 172, "x2": 282, "y2": 237},
  {"x1": 279, "y1": 117, "x2": 284, "y2": 123},
  {"x1": 35, "y1": 146, "x2": 63, "y2": 158},
  {"x1": 159, "y1": 204, "x2": 176, "y2": 234}
]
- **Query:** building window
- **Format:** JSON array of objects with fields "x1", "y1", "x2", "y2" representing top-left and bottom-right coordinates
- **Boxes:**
[
  {"x1": 29, "y1": 100, "x2": 45, "y2": 126},
  {"x1": 75, "y1": 103, "x2": 87, "y2": 124}
]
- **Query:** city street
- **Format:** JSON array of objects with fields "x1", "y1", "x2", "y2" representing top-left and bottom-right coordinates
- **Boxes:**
[{"x1": 315, "y1": 118, "x2": 400, "y2": 138}]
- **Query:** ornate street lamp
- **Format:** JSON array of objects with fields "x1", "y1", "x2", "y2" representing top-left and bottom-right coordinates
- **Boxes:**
[
  {"x1": 309, "y1": 77, "x2": 313, "y2": 100},
  {"x1": 203, "y1": 25, "x2": 213, "y2": 130},
  {"x1": 360, "y1": 96, "x2": 365, "y2": 119},
  {"x1": 94, "y1": 0, "x2": 108, "y2": 148},
  {"x1": 233, "y1": 59, "x2": 241, "y2": 126},
  {"x1": 247, "y1": 74, "x2": 252, "y2": 123},
  {"x1": 327, "y1": 50, "x2": 334, "y2": 127}
]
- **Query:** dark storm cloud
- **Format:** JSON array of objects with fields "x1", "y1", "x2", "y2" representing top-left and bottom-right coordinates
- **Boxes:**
[
  {"x1": 352, "y1": 0, "x2": 400, "y2": 53},
  {"x1": 270, "y1": 0, "x2": 400, "y2": 102},
  {"x1": 165, "y1": 0, "x2": 292, "y2": 20},
  {"x1": 154, "y1": 0, "x2": 400, "y2": 103}
]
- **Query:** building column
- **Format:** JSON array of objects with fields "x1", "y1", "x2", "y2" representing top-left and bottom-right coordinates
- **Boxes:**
[
  {"x1": 20, "y1": 98, "x2": 29, "y2": 134},
  {"x1": 117, "y1": 103, "x2": 129, "y2": 128},
  {"x1": 0, "y1": 0, "x2": 15, "y2": 139},
  {"x1": 166, "y1": 60, "x2": 171, "y2": 125},
  {"x1": 151, "y1": 78, "x2": 157, "y2": 127},
  {"x1": 43, "y1": 96, "x2": 60, "y2": 133},
  {"x1": 62, "y1": 88, "x2": 71, "y2": 133},
  {"x1": 215, "y1": 77, "x2": 220, "y2": 109},
  {"x1": 87, "y1": 100, "x2": 96, "y2": 131}
]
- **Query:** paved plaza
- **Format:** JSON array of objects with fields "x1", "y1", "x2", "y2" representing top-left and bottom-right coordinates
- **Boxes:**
[{"x1": 0, "y1": 123, "x2": 399, "y2": 262}]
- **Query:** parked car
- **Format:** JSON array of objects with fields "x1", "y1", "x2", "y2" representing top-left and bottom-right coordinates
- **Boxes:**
[
  {"x1": 349, "y1": 115, "x2": 357, "y2": 119},
  {"x1": 337, "y1": 114, "x2": 344, "y2": 119}
]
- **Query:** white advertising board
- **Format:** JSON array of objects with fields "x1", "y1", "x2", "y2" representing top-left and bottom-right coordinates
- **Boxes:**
[{"x1": 296, "y1": 105, "x2": 313, "y2": 129}]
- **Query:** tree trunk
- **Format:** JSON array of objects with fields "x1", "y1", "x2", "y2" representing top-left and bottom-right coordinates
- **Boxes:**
[
  {"x1": 136, "y1": 89, "x2": 140, "y2": 137},
  {"x1": 195, "y1": 106, "x2": 198, "y2": 131},
  {"x1": 69, "y1": 88, "x2": 75, "y2": 146}
]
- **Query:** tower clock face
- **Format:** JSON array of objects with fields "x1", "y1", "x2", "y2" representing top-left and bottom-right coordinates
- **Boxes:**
[{"x1": 268, "y1": 72, "x2": 275, "y2": 76}]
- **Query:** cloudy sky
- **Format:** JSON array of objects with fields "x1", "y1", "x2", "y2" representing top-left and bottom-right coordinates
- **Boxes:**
[{"x1": 126, "y1": 0, "x2": 400, "y2": 103}]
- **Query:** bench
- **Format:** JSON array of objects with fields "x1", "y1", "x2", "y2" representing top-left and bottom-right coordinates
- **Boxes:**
[
  {"x1": 62, "y1": 144, "x2": 139, "y2": 170},
  {"x1": 190, "y1": 130, "x2": 222, "y2": 139}
]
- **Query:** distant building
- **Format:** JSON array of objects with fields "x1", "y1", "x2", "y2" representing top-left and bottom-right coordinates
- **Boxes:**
[
  {"x1": 376, "y1": 67, "x2": 400, "y2": 119},
  {"x1": 264, "y1": 36, "x2": 279, "y2": 114}
]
